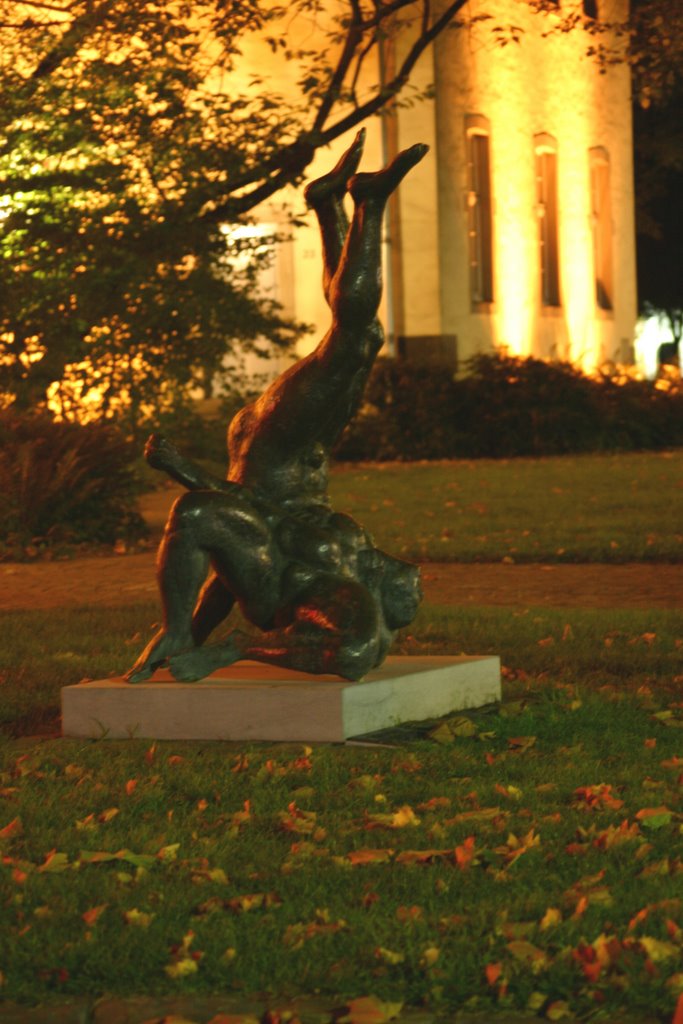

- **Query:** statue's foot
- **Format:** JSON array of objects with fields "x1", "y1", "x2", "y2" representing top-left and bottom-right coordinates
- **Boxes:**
[
  {"x1": 125, "y1": 629, "x2": 194, "y2": 684},
  {"x1": 169, "y1": 633, "x2": 245, "y2": 683},
  {"x1": 167, "y1": 649, "x2": 211, "y2": 683},
  {"x1": 348, "y1": 143, "x2": 429, "y2": 202},
  {"x1": 304, "y1": 128, "x2": 366, "y2": 207}
]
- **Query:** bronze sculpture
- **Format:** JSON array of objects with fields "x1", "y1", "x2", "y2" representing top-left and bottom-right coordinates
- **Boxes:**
[{"x1": 127, "y1": 131, "x2": 426, "y2": 684}]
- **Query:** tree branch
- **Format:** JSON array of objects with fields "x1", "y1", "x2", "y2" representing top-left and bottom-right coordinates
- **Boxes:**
[
  {"x1": 348, "y1": 29, "x2": 379, "y2": 106},
  {"x1": 310, "y1": 0, "x2": 364, "y2": 135},
  {"x1": 201, "y1": 0, "x2": 469, "y2": 220},
  {"x1": 318, "y1": 0, "x2": 468, "y2": 144}
]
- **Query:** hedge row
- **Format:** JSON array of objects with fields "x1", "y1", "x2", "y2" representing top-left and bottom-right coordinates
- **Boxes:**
[
  {"x1": 333, "y1": 354, "x2": 683, "y2": 460},
  {"x1": 0, "y1": 412, "x2": 147, "y2": 558}
]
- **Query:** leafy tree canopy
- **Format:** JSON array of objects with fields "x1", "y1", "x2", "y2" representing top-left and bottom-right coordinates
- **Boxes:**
[{"x1": 0, "y1": 0, "x2": 677, "y2": 423}]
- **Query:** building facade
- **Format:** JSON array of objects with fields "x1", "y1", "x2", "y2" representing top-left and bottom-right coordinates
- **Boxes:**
[{"x1": 249, "y1": 0, "x2": 637, "y2": 377}]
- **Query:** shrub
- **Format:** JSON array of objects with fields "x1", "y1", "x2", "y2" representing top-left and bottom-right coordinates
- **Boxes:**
[
  {"x1": 334, "y1": 353, "x2": 683, "y2": 460},
  {"x1": 0, "y1": 411, "x2": 148, "y2": 557}
]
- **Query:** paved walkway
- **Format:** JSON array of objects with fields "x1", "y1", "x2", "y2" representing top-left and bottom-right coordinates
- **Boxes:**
[
  {"x1": 3, "y1": 551, "x2": 683, "y2": 612},
  {"x1": 2, "y1": 486, "x2": 682, "y2": 612}
]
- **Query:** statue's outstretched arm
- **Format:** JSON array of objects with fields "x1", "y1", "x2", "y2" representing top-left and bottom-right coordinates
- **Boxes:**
[{"x1": 144, "y1": 433, "x2": 238, "y2": 494}]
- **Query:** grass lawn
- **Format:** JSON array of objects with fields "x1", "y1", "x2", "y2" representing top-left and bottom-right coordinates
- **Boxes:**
[
  {"x1": 1, "y1": 601, "x2": 682, "y2": 1018},
  {"x1": 1, "y1": 451, "x2": 682, "y2": 1016},
  {"x1": 327, "y1": 450, "x2": 683, "y2": 563}
]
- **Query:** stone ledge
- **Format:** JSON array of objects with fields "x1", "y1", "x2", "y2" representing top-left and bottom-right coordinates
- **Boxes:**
[{"x1": 61, "y1": 655, "x2": 501, "y2": 742}]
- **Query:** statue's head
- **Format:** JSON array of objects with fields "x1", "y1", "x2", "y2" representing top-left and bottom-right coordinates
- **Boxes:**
[{"x1": 378, "y1": 554, "x2": 422, "y2": 630}]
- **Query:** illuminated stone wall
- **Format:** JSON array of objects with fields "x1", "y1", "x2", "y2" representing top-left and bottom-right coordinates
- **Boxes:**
[
  {"x1": 243, "y1": 0, "x2": 637, "y2": 376},
  {"x1": 387, "y1": 0, "x2": 637, "y2": 371}
]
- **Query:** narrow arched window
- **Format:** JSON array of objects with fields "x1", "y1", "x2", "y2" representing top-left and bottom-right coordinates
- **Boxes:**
[
  {"x1": 466, "y1": 115, "x2": 494, "y2": 306},
  {"x1": 534, "y1": 134, "x2": 561, "y2": 307},
  {"x1": 589, "y1": 147, "x2": 613, "y2": 311}
]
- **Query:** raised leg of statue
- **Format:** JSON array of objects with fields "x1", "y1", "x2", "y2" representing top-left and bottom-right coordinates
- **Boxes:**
[
  {"x1": 330, "y1": 142, "x2": 429, "y2": 332},
  {"x1": 304, "y1": 128, "x2": 363, "y2": 299}
]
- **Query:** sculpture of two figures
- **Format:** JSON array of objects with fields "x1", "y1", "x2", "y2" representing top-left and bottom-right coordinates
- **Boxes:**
[{"x1": 127, "y1": 131, "x2": 427, "y2": 685}]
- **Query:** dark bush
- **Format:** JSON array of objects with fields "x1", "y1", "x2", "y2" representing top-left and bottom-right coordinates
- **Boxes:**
[
  {"x1": 334, "y1": 353, "x2": 683, "y2": 460},
  {"x1": 0, "y1": 411, "x2": 148, "y2": 557}
]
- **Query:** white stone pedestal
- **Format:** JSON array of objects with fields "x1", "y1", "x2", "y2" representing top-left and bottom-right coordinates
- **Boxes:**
[{"x1": 61, "y1": 655, "x2": 500, "y2": 743}]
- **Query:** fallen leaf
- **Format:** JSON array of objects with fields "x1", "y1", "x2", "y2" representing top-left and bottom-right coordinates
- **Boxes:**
[
  {"x1": 539, "y1": 907, "x2": 562, "y2": 930},
  {"x1": 638, "y1": 936, "x2": 679, "y2": 962},
  {"x1": 546, "y1": 1000, "x2": 571, "y2": 1020},
  {"x1": 592, "y1": 819, "x2": 641, "y2": 849},
  {"x1": 207, "y1": 1015, "x2": 260, "y2": 1024},
  {"x1": 37, "y1": 851, "x2": 69, "y2": 873},
  {"x1": 79, "y1": 848, "x2": 156, "y2": 868},
  {"x1": 508, "y1": 736, "x2": 536, "y2": 752},
  {"x1": 496, "y1": 828, "x2": 540, "y2": 865},
  {"x1": 145, "y1": 1017, "x2": 199, "y2": 1024},
  {"x1": 98, "y1": 807, "x2": 119, "y2": 823},
  {"x1": 485, "y1": 962, "x2": 502, "y2": 986},
  {"x1": 283, "y1": 915, "x2": 347, "y2": 949},
  {"x1": 420, "y1": 946, "x2": 440, "y2": 968},
  {"x1": 444, "y1": 806, "x2": 501, "y2": 825},
  {"x1": 389, "y1": 805, "x2": 420, "y2": 828},
  {"x1": 507, "y1": 939, "x2": 548, "y2": 972},
  {"x1": 495, "y1": 784, "x2": 522, "y2": 801},
  {"x1": 225, "y1": 892, "x2": 282, "y2": 914},
  {"x1": 374, "y1": 946, "x2": 405, "y2": 965},
  {"x1": 0, "y1": 818, "x2": 22, "y2": 840},
  {"x1": 455, "y1": 836, "x2": 476, "y2": 869},
  {"x1": 164, "y1": 957, "x2": 198, "y2": 979},
  {"x1": 573, "y1": 784, "x2": 623, "y2": 811},
  {"x1": 635, "y1": 806, "x2": 673, "y2": 829},
  {"x1": 416, "y1": 796, "x2": 451, "y2": 811},
  {"x1": 396, "y1": 905, "x2": 423, "y2": 923},
  {"x1": 337, "y1": 996, "x2": 403, "y2": 1024},
  {"x1": 448, "y1": 715, "x2": 477, "y2": 736},
  {"x1": 82, "y1": 904, "x2": 107, "y2": 926},
  {"x1": 347, "y1": 848, "x2": 394, "y2": 865},
  {"x1": 394, "y1": 848, "x2": 450, "y2": 864},
  {"x1": 191, "y1": 867, "x2": 229, "y2": 885},
  {"x1": 123, "y1": 908, "x2": 154, "y2": 928},
  {"x1": 427, "y1": 723, "x2": 454, "y2": 744},
  {"x1": 157, "y1": 843, "x2": 180, "y2": 861},
  {"x1": 277, "y1": 803, "x2": 320, "y2": 836},
  {"x1": 573, "y1": 896, "x2": 588, "y2": 918}
]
